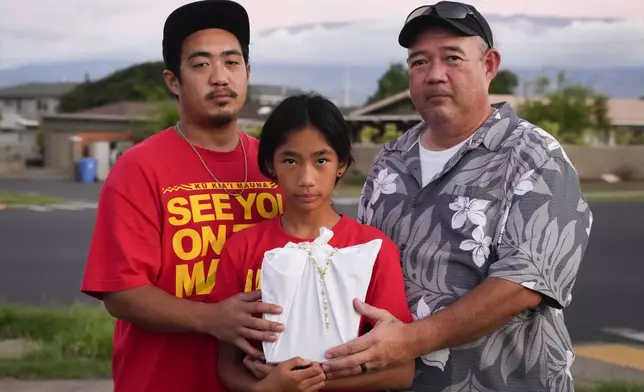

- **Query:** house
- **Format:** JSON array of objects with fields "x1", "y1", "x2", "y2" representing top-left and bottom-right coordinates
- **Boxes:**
[
  {"x1": 0, "y1": 111, "x2": 40, "y2": 169},
  {"x1": 0, "y1": 82, "x2": 77, "y2": 165},
  {"x1": 0, "y1": 82, "x2": 77, "y2": 120},
  {"x1": 40, "y1": 99, "x2": 282, "y2": 174},
  {"x1": 249, "y1": 84, "x2": 304, "y2": 106},
  {"x1": 347, "y1": 90, "x2": 644, "y2": 135},
  {"x1": 346, "y1": 89, "x2": 644, "y2": 180}
]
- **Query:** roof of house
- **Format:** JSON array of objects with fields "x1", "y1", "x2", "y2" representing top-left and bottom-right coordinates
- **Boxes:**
[
  {"x1": 0, "y1": 111, "x2": 40, "y2": 130},
  {"x1": 74, "y1": 101, "x2": 157, "y2": 117},
  {"x1": 0, "y1": 82, "x2": 77, "y2": 99},
  {"x1": 240, "y1": 102, "x2": 275, "y2": 120},
  {"x1": 349, "y1": 90, "x2": 411, "y2": 116},
  {"x1": 350, "y1": 89, "x2": 644, "y2": 127},
  {"x1": 68, "y1": 100, "x2": 277, "y2": 122},
  {"x1": 339, "y1": 106, "x2": 361, "y2": 115}
]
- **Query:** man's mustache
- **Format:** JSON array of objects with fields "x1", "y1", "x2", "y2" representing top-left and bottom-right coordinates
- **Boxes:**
[
  {"x1": 424, "y1": 89, "x2": 451, "y2": 97},
  {"x1": 206, "y1": 88, "x2": 238, "y2": 100}
]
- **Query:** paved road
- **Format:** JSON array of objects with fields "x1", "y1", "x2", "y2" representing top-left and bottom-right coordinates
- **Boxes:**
[
  {"x1": 0, "y1": 178, "x2": 102, "y2": 201},
  {"x1": 1, "y1": 179, "x2": 643, "y2": 345}
]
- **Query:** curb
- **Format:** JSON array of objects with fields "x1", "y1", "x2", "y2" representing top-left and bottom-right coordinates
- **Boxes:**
[{"x1": 5, "y1": 201, "x2": 98, "y2": 212}]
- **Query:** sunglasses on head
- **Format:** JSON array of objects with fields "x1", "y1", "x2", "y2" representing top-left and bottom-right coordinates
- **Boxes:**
[{"x1": 405, "y1": 1, "x2": 492, "y2": 48}]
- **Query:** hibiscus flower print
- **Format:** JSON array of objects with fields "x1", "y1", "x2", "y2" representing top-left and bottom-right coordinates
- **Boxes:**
[
  {"x1": 449, "y1": 197, "x2": 490, "y2": 229},
  {"x1": 459, "y1": 226, "x2": 492, "y2": 267},
  {"x1": 370, "y1": 168, "x2": 398, "y2": 204}
]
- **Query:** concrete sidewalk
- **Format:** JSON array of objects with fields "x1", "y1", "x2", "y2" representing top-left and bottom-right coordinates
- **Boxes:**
[
  {"x1": 0, "y1": 379, "x2": 112, "y2": 392},
  {"x1": 2, "y1": 348, "x2": 644, "y2": 392}
]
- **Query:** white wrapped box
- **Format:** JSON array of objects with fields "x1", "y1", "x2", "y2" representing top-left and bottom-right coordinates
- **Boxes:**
[{"x1": 260, "y1": 227, "x2": 382, "y2": 364}]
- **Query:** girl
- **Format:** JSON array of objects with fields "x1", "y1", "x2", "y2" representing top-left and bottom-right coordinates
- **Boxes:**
[{"x1": 213, "y1": 93, "x2": 414, "y2": 392}]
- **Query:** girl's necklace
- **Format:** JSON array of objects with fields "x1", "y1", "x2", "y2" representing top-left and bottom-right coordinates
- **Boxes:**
[{"x1": 298, "y1": 243, "x2": 336, "y2": 331}]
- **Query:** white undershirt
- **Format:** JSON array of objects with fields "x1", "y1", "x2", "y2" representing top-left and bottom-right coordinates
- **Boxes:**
[{"x1": 419, "y1": 135, "x2": 473, "y2": 187}]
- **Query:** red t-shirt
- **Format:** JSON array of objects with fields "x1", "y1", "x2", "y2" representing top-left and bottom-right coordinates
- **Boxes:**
[
  {"x1": 81, "y1": 128, "x2": 282, "y2": 392},
  {"x1": 212, "y1": 215, "x2": 412, "y2": 392}
]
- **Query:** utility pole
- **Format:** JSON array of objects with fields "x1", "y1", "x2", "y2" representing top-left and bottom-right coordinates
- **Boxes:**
[{"x1": 343, "y1": 64, "x2": 351, "y2": 107}]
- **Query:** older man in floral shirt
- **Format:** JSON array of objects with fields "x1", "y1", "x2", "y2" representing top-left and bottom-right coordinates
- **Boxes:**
[{"x1": 322, "y1": 2, "x2": 593, "y2": 391}]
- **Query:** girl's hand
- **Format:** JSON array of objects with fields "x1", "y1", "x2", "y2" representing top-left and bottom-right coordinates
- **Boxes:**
[
  {"x1": 256, "y1": 357, "x2": 326, "y2": 392},
  {"x1": 243, "y1": 355, "x2": 274, "y2": 379}
]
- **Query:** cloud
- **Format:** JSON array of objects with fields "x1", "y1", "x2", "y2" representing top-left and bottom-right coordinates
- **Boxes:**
[
  {"x1": 1, "y1": 0, "x2": 643, "y2": 70},
  {"x1": 247, "y1": 17, "x2": 644, "y2": 69},
  {"x1": 0, "y1": 0, "x2": 185, "y2": 68},
  {"x1": 491, "y1": 18, "x2": 644, "y2": 68}
]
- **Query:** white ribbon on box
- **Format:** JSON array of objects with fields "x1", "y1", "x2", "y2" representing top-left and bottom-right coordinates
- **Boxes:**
[{"x1": 260, "y1": 227, "x2": 382, "y2": 364}]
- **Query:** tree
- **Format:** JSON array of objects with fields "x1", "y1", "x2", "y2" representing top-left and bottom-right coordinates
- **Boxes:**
[
  {"x1": 591, "y1": 94, "x2": 611, "y2": 144},
  {"x1": 131, "y1": 101, "x2": 179, "y2": 143},
  {"x1": 59, "y1": 62, "x2": 170, "y2": 112},
  {"x1": 58, "y1": 61, "x2": 259, "y2": 113},
  {"x1": 489, "y1": 69, "x2": 518, "y2": 94},
  {"x1": 366, "y1": 63, "x2": 409, "y2": 104},
  {"x1": 517, "y1": 72, "x2": 611, "y2": 145}
]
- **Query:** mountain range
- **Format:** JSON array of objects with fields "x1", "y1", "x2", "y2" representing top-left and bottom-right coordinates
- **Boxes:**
[{"x1": 2, "y1": 14, "x2": 644, "y2": 105}]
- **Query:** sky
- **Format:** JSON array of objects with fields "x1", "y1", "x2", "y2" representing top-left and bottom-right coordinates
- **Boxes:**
[
  {"x1": 244, "y1": 0, "x2": 644, "y2": 29},
  {"x1": 1, "y1": 0, "x2": 644, "y2": 70}
]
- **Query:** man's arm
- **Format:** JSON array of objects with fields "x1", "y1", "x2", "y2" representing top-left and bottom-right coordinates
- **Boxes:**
[
  {"x1": 103, "y1": 287, "x2": 279, "y2": 339},
  {"x1": 323, "y1": 278, "x2": 542, "y2": 377},
  {"x1": 324, "y1": 154, "x2": 592, "y2": 375},
  {"x1": 406, "y1": 278, "x2": 540, "y2": 357},
  {"x1": 411, "y1": 153, "x2": 591, "y2": 354},
  {"x1": 101, "y1": 237, "x2": 283, "y2": 356},
  {"x1": 103, "y1": 285, "x2": 212, "y2": 333},
  {"x1": 81, "y1": 160, "x2": 282, "y2": 356}
]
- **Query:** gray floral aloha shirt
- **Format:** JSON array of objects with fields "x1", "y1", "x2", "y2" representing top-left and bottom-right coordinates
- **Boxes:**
[{"x1": 357, "y1": 102, "x2": 593, "y2": 392}]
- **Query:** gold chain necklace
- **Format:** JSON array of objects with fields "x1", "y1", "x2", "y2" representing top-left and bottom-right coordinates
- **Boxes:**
[
  {"x1": 299, "y1": 244, "x2": 336, "y2": 331},
  {"x1": 174, "y1": 121, "x2": 248, "y2": 197}
]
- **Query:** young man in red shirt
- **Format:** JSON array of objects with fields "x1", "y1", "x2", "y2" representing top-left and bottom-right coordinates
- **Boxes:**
[
  {"x1": 81, "y1": 1, "x2": 285, "y2": 391},
  {"x1": 213, "y1": 93, "x2": 414, "y2": 392}
]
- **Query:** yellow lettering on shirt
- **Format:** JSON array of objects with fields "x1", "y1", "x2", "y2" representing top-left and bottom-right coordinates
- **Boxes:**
[
  {"x1": 166, "y1": 187, "x2": 283, "y2": 298},
  {"x1": 244, "y1": 269, "x2": 262, "y2": 292},
  {"x1": 167, "y1": 192, "x2": 283, "y2": 225},
  {"x1": 175, "y1": 259, "x2": 219, "y2": 298}
]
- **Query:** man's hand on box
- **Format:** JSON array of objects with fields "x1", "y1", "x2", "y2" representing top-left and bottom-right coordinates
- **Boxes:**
[{"x1": 209, "y1": 290, "x2": 284, "y2": 358}]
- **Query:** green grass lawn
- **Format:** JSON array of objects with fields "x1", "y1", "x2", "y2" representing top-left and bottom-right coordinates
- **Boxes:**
[
  {"x1": 0, "y1": 304, "x2": 113, "y2": 379},
  {"x1": 0, "y1": 191, "x2": 64, "y2": 206},
  {"x1": 1, "y1": 305, "x2": 644, "y2": 388}
]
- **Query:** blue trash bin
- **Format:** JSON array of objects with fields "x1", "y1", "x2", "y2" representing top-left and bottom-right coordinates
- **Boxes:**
[{"x1": 76, "y1": 158, "x2": 97, "y2": 183}]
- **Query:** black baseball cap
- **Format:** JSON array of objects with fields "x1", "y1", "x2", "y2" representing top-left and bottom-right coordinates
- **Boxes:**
[
  {"x1": 398, "y1": 1, "x2": 493, "y2": 49},
  {"x1": 162, "y1": 0, "x2": 250, "y2": 68}
]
